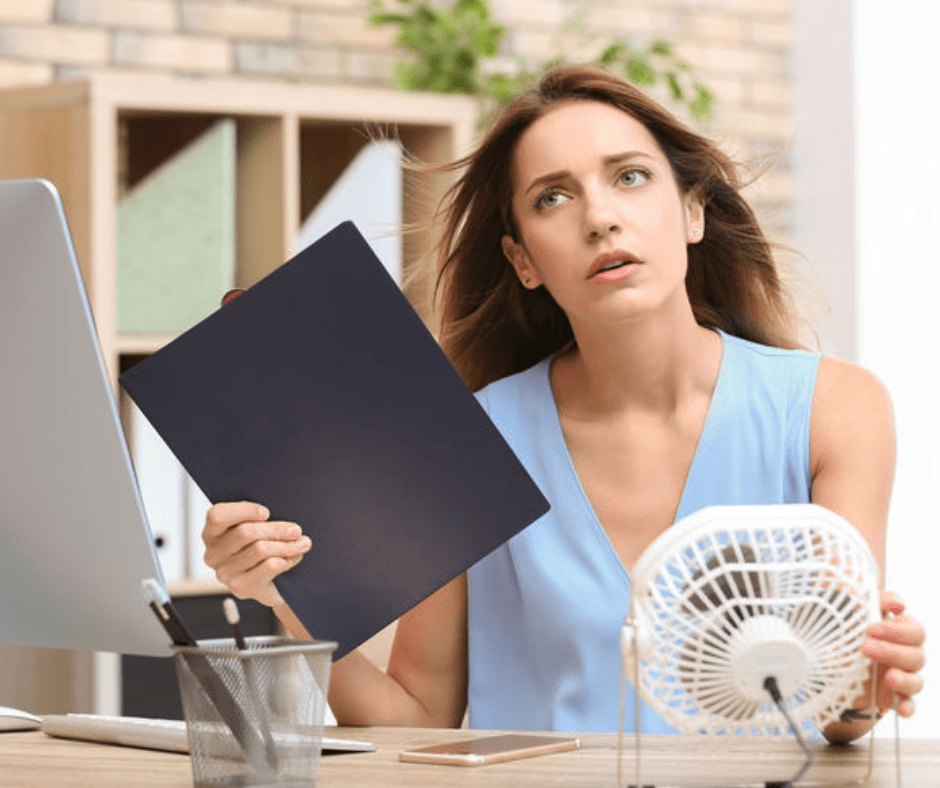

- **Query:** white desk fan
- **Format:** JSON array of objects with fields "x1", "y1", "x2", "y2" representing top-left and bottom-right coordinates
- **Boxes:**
[{"x1": 621, "y1": 504, "x2": 882, "y2": 787}]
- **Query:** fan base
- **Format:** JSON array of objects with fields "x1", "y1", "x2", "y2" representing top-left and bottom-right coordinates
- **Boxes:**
[{"x1": 627, "y1": 783, "x2": 793, "y2": 788}]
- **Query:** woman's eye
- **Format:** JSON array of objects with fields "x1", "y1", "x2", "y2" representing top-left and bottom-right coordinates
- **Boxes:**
[
  {"x1": 619, "y1": 168, "x2": 651, "y2": 187},
  {"x1": 534, "y1": 190, "x2": 567, "y2": 211}
]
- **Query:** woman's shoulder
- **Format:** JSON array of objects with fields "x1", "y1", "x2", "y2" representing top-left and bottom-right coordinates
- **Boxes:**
[
  {"x1": 474, "y1": 356, "x2": 552, "y2": 410},
  {"x1": 808, "y1": 356, "x2": 895, "y2": 558},
  {"x1": 810, "y1": 355, "x2": 895, "y2": 500},
  {"x1": 472, "y1": 356, "x2": 556, "y2": 455},
  {"x1": 718, "y1": 332, "x2": 893, "y2": 452},
  {"x1": 813, "y1": 355, "x2": 893, "y2": 423},
  {"x1": 718, "y1": 330, "x2": 821, "y2": 399},
  {"x1": 720, "y1": 329, "x2": 819, "y2": 364}
]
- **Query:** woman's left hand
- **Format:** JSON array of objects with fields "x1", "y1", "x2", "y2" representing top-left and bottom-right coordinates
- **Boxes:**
[{"x1": 861, "y1": 590, "x2": 926, "y2": 717}]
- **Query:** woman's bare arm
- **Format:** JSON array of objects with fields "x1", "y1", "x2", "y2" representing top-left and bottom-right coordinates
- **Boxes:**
[
  {"x1": 294, "y1": 575, "x2": 468, "y2": 728},
  {"x1": 808, "y1": 357, "x2": 925, "y2": 743},
  {"x1": 204, "y1": 501, "x2": 467, "y2": 727}
]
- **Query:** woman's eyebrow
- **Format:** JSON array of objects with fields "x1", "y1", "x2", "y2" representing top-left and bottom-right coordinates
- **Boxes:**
[
  {"x1": 604, "y1": 150, "x2": 658, "y2": 167},
  {"x1": 522, "y1": 168, "x2": 569, "y2": 196},
  {"x1": 521, "y1": 150, "x2": 659, "y2": 196}
]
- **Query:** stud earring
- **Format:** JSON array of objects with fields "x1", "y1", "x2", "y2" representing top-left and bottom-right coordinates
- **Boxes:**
[{"x1": 524, "y1": 277, "x2": 532, "y2": 286}]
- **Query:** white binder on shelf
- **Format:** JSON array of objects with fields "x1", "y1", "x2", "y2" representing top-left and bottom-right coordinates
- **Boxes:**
[
  {"x1": 125, "y1": 400, "x2": 186, "y2": 583},
  {"x1": 294, "y1": 140, "x2": 402, "y2": 283},
  {"x1": 185, "y1": 476, "x2": 214, "y2": 581}
]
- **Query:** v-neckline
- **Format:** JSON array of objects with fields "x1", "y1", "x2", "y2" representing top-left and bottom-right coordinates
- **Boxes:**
[{"x1": 540, "y1": 330, "x2": 729, "y2": 581}]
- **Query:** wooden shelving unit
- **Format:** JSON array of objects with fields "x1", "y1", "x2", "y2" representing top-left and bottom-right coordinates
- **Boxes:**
[
  {"x1": 0, "y1": 73, "x2": 477, "y2": 383},
  {"x1": 0, "y1": 73, "x2": 476, "y2": 714}
]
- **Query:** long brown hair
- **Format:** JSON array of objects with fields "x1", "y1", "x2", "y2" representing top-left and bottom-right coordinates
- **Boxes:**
[{"x1": 431, "y1": 64, "x2": 799, "y2": 392}]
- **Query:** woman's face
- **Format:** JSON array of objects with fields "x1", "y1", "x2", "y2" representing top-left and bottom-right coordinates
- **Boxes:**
[{"x1": 502, "y1": 99, "x2": 703, "y2": 329}]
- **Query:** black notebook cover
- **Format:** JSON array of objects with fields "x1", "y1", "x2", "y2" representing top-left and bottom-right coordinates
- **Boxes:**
[{"x1": 120, "y1": 221, "x2": 549, "y2": 658}]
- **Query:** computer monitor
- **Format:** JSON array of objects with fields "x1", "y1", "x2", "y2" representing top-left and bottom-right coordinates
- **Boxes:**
[{"x1": 0, "y1": 179, "x2": 170, "y2": 657}]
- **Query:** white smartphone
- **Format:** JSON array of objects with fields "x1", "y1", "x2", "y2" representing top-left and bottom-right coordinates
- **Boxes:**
[{"x1": 398, "y1": 733, "x2": 580, "y2": 766}]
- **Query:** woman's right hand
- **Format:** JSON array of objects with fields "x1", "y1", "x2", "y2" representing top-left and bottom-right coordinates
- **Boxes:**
[{"x1": 202, "y1": 501, "x2": 312, "y2": 607}]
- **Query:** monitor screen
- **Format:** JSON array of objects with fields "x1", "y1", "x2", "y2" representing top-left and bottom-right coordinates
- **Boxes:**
[{"x1": 0, "y1": 179, "x2": 170, "y2": 657}]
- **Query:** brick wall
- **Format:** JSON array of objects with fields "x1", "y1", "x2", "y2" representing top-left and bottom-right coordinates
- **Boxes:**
[
  {"x1": 489, "y1": 0, "x2": 795, "y2": 235},
  {"x1": 0, "y1": 0, "x2": 795, "y2": 235}
]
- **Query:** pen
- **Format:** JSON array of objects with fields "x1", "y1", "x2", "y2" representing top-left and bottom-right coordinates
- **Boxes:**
[
  {"x1": 222, "y1": 597, "x2": 248, "y2": 650},
  {"x1": 224, "y1": 598, "x2": 279, "y2": 770},
  {"x1": 142, "y1": 579, "x2": 196, "y2": 646},
  {"x1": 142, "y1": 579, "x2": 274, "y2": 777}
]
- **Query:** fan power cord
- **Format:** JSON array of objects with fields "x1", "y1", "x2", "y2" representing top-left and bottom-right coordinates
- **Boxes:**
[{"x1": 763, "y1": 676, "x2": 814, "y2": 788}]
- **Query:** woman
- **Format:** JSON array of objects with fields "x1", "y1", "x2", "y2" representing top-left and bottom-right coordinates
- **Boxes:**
[{"x1": 203, "y1": 65, "x2": 924, "y2": 743}]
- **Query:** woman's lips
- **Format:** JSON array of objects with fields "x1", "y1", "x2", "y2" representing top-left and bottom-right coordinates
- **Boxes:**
[
  {"x1": 590, "y1": 260, "x2": 640, "y2": 283},
  {"x1": 588, "y1": 250, "x2": 641, "y2": 282}
]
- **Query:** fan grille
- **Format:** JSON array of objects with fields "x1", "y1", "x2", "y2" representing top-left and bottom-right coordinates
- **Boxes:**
[{"x1": 630, "y1": 505, "x2": 879, "y2": 737}]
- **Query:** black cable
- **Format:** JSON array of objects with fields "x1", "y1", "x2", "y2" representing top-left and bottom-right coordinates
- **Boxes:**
[
  {"x1": 763, "y1": 676, "x2": 814, "y2": 788},
  {"x1": 839, "y1": 708, "x2": 882, "y2": 724}
]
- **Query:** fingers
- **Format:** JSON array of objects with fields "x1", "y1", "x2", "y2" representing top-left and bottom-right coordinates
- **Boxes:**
[
  {"x1": 879, "y1": 588, "x2": 906, "y2": 617},
  {"x1": 222, "y1": 552, "x2": 306, "y2": 604},
  {"x1": 204, "y1": 501, "x2": 307, "y2": 567},
  {"x1": 866, "y1": 616, "x2": 927, "y2": 652},
  {"x1": 213, "y1": 526, "x2": 311, "y2": 582},
  {"x1": 202, "y1": 501, "x2": 312, "y2": 606},
  {"x1": 880, "y1": 666, "x2": 924, "y2": 709},
  {"x1": 208, "y1": 518, "x2": 306, "y2": 562},
  {"x1": 221, "y1": 288, "x2": 245, "y2": 307},
  {"x1": 864, "y1": 591, "x2": 927, "y2": 717},
  {"x1": 203, "y1": 500, "x2": 270, "y2": 543},
  {"x1": 863, "y1": 622, "x2": 926, "y2": 696}
]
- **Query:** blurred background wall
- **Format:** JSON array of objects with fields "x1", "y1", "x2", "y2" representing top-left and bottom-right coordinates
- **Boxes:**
[{"x1": 0, "y1": 0, "x2": 794, "y2": 233}]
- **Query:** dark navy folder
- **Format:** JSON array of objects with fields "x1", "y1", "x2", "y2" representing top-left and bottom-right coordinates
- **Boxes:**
[{"x1": 121, "y1": 221, "x2": 549, "y2": 658}]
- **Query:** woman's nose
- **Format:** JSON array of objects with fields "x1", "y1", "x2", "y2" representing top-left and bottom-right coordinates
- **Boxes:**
[{"x1": 582, "y1": 187, "x2": 621, "y2": 240}]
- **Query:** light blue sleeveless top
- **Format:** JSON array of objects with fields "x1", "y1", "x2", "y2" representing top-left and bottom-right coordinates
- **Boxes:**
[{"x1": 467, "y1": 331, "x2": 821, "y2": 732}]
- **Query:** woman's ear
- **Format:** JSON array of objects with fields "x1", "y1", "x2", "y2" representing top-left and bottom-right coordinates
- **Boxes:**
[
  {"x1": 502, "y1": 235, "x2": 542, "y2": 289},
  {"x1": 684, "y1": 194, "x2": 705, "y2": 245}
]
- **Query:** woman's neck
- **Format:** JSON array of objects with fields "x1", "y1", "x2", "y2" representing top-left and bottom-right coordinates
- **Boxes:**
[{"x1": 552, "y1": 308, "x2": 722, "y2": 420}]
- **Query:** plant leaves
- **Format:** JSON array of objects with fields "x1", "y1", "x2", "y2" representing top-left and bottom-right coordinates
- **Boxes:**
[
  {"x1": 625, "y1": 56, "x2": 656, "y2": 86},
  {"x1": 649, "y1": 40, "x2": 673, "y2": 57},
  {"x1": 689, "y1": 83, "x2": 714, "y2": 121},
  {"x1": 599, "y1": 43, "x2": 625, "y2": 65},
  {"x1": 665, "y1": 71, "x2": 682, "y2": 100},
  {"x1": 369, "y1": 12, "x2": 410, "y2": 25},
  {"x1": 372, "y1": 0, "x2": 714, "y2": 124}
]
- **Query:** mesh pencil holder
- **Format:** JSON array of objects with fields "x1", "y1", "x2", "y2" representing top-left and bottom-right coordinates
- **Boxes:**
[{"x1": 174, "y1": 636, "x2": 336, "y2": 788}]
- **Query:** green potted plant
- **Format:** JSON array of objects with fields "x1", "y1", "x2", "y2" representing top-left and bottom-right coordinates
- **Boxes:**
[{"x1": 369, "y1": 0, "x2": 714, "y2": 123}]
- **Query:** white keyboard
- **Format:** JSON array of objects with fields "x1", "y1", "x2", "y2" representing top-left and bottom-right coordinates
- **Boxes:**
[{"x1": 40, "y1": 714, "x2": 374, "y2": 754}]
